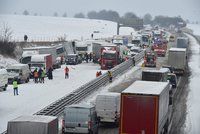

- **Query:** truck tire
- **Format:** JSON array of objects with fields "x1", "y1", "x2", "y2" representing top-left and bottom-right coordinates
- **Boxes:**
[{"x1": 3, "y1": 84, "x2": 7, "y2": 91}]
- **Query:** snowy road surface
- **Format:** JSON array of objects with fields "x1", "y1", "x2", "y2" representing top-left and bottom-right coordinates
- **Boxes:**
[{"x1": 0, "y1": 62, "x2": 103, "y2": 133}]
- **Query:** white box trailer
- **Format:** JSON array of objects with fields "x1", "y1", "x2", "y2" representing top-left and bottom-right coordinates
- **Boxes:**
[
  {"x1": 7, "y1": 115, "x2": 58, "y2": 134},
  {"x1": 95, "y1": 92, "x2": 120, "y2": 123},
  {"x1": 168, "y1": 48, "x2": 186, "y2": 75}
]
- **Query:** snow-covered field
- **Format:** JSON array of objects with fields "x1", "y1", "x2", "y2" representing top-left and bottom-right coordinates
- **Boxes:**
[{"x1": 0, "y1": 15, "x2": 135, "y2": 42}]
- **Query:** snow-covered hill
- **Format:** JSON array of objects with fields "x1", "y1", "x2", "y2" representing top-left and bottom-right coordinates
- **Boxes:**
[{"x1": 0, "y1": 15, "x2": 135, "y2": 42}]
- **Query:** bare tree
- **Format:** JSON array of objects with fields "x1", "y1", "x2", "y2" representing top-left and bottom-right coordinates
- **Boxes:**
[
  {"x1": 63, "y1": 12, "x2": 67, "y2": 17},
  {"x1": 54, "y1": 12, "x2": 58, "y2": 17},
  {"x1": 23, "y1": 10, "x2": 29, "y2": 15},
  {"x1": 74, "y1": 13, "x2": 85, "y2": 18},
  {"x1": 0, "y1": 23, "x2": 13, "y2": 42}
]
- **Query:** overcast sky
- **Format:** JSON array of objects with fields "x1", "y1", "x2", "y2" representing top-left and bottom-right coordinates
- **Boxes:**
[{"x1": 0, "y1": 0, "x2": 199, "y2": 22}]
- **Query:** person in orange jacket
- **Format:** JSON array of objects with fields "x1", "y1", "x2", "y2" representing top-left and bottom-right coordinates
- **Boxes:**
[{"x1": 64, "y1": 66, "x2": 69, "y2": 79}]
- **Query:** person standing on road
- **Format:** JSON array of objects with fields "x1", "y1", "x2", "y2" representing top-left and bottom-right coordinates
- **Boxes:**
[
  {"x1": 47, "y1": 67, "x2": 53, "y2": 80},
  {"x1": 38, "y1": 68, "x2": 43, "y2": 83},
  {"x1": 13, "y1": 78, "x2": 18, "y2": 96},
  {"x1": 41, "y1": 69, "x2": 46, "y2": 83},
  {"x1": 108, "y1": 71, "x2": 112, "y2": 82},
  {"x1": 33, "y1": 68, "x2": 39, "y2": 83},
  {"x1": 64, "y1": 66, "x2": 69, "y2": 79}
]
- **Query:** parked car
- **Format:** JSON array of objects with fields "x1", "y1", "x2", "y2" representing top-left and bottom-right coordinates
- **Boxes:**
[
  {"x1": 65, "y1": 54, "x2": 82, "y2": 65},
  {"x1": 0, "y1": 69, "x2": 8, "y2": 91},
  {"x1": 62, "y1": 104, "x2": 98, "y2": 134},
  {"x1": 7, "y1": 64, "x2": 31, "y2": 84}
]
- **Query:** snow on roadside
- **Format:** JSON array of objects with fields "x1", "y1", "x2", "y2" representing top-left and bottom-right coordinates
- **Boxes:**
[
  {"x1": 0, "y1": 55, "x2": 18, "y2": 68},
  {"x1": 187, "y1": 24, "x2": 200, "y2": 36}
]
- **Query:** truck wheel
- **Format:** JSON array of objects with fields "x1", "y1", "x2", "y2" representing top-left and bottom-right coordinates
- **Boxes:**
[
  {"x1": 25, "y1": 78, "x2": 29, "y2": 83},
  {"x1": 3, "y1": 84, "x2": 7, "y2": 91}
]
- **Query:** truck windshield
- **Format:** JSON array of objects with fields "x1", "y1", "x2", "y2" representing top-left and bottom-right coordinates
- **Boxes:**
[
  {"x1": 132, "y1": 40, "x2": 140, "y2": 45},
  {"x1": 142, "y1": 36, "x2": 148, "y2": 42},
  {"x1": 56, "y1": 47, "x2": 65, "y2": 55},
  {"x1": 102, "y1": 53, "x2": 116, "y2": 59},
  {"x1": 7, "y1": 69, "x2": 20, "y2": 73},
  {"x1": 67, "y1": 55, "x2": 76, "y2": 59},
  {"x1": 20, "y1": 56, "x2": 31, "y2": 64},
  {"x1": 76, "y1": 47, "x2": 87, "y2": 51},
  {"x1": 31, "y1": 63, "x2": 44, "y2": 68}
]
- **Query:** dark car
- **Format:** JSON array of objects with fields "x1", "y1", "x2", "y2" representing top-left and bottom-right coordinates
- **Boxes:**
[{"x1": 65, "y1": 54, "x2": 82, "y2": 65}]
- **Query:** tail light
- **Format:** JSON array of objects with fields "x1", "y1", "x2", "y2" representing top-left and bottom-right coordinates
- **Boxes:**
[
  {"x1": 62, "y1": 119, "x2": 65, "y2": 134},
  {"x1": 88, "y1": 121, "x2": 92, "y2": 129},
  {"x1": 62, "y1": 119, "x2": 65, "y2": 128}
]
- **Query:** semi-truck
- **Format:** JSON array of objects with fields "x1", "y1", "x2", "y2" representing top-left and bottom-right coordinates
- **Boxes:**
[
  {"x1": 144, "y1": 51, "x2": 157, "y2": 67},
  {"x1": 100, "y1": 45, "x2": 119, "y2": 70},
  {"x1": 30, "y1": 54, "x2": 53, "y2": 72},
  {"x1": 7, "y1": 115, "x2": 58, "y2": 134},
  {"x1": 120, "y1": 81, "x2": 172, "y2": 134},
  {"x1": 152, "y1": 40, "x2": 167, "y2": 57},
  {"x1": 176, "y1": 37, "x2": 189, "y2": 54},
  {"x1": 168, "y1": 48, "x2": 186, "y2": 75},
  {"x1": 20, "y1": 45, "x2": 64, "y2": 69}
]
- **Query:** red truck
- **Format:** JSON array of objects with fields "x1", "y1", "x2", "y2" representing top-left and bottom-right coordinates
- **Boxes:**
[
  {"x1": 152, "y1": 41, "x2": 167, "y2": 57},
  {"x1": 120, "y1": 81, "x2": 172, "y2": 134},
  {"x1": 144, "y1": 52, "x2": 157, "y2": 67},
  {"x1": 100, "y1": 45, "x2": 119, "y2": 70}
]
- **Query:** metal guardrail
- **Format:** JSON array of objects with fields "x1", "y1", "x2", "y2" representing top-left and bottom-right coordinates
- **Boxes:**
[{"x1": 35, "y1": 51, "x2": 144, "y2": 116}]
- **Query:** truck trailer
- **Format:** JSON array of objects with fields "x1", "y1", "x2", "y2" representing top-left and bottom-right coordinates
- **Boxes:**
[
  {"x1": 120, "y1": 81, "x2": 171, "y2": 134},
  {"x1": 30, "y1": 54, "x2": 53, "y2": 72},
  {"x1": 7, "y1": 115, "x2": 58, "y2": 134},
  {"x1": 168, "y1": 48, "x2": 186, "y2": 75}
]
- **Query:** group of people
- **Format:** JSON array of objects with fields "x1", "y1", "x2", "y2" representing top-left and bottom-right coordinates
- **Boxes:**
[
  {"x1": 33, "y1": 68, "x2": 46, "y2": 83},
  {"x1": 84, "y1": 52, "x2": 93, "y2": 63}
]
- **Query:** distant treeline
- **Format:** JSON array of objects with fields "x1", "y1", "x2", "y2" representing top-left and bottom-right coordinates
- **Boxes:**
[{"x1": 20, "y1": 9, "x2": 186, "y2": 29}]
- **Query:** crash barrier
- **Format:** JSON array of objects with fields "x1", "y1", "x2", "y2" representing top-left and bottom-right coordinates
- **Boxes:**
[{"x1": 35, "y1": 51, "x2": 145, "y2": 116}]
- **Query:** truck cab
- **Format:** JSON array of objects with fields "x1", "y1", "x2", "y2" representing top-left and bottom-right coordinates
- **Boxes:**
[
  {"x1": 100, "y1": 45, "x2": 120, "y2": 70},
  {"x1": 144, "y1": 52, "x2": 157, "y2": 67}
]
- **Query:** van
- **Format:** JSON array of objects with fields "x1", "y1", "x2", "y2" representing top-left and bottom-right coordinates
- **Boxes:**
[
  {"x1": 95, "y1": 93, "x2": 120, "y2": 124},
  {"x1": 62, "y1": 104, "x2": 98, "y2": 134},
  {"x1": 0, "y1": 69, "x2": 8, "y2": 91},
  {"x1": 7, "y1": 64, "x2": 31, "y2": 84}
]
